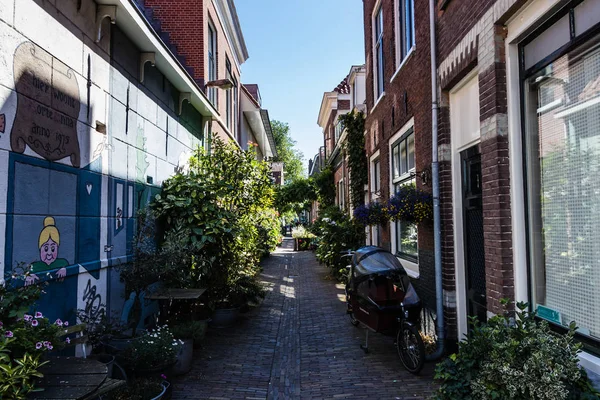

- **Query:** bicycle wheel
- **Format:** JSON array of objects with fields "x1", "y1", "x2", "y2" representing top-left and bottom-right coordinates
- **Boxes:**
[{"x1": 396, "y1": 324, "x2": 425, "y2": 374}]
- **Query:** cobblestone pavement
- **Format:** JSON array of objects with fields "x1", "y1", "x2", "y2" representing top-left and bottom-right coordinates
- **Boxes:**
[{"x1": 173, "y1": 238, "x2": 437, "y2": 400}]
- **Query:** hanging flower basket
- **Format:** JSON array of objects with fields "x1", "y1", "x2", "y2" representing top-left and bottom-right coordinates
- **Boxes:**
[
  {"x1": 353, "y1": 201, "x2": 389, "y2": 226},
  {"x1": 387, "y1": 185, "x2": 433, "y2": 223}
]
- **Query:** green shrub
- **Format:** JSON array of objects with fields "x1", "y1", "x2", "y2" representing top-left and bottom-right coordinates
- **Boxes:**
[
  {"x1": 0, "y1": 338, "x2": 47, "y2": 400},
  {"x1": 435, "y1": 301, "x2": 600, "y2": 400},
  {"x1": 311, "y1": 206, "x2": 365, "y2": 281}
]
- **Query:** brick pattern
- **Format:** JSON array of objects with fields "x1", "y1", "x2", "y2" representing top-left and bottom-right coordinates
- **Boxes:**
[
  {"x1": 143, "y1": 0, "x2": 205, "y2": 85},
  {"x1": 173, "y1": 239, "x2": 437, "y2": 399},
  {"x1": 362, "y1": 0, "x2": 439, "y2": 324}
]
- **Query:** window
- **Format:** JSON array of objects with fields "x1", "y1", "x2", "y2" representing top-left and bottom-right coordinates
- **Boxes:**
[
  {"x1": 524, "y1": 33, "x2": 600, "y2": 340},
  {"x1": 226, "y1": 58, "x2": 232, "y2": 131},
  {"x1": 391, "y1": 129, "x2": 417, "y2": 260},
  {"x1": 337, "y1": 179, "x2": 345, "y2": 209},
  {"x1": 391, "y1": 129, "x2": 415, "y2": 180},
  {"x1": 352, "y1": 82, "x2": 357, "y2": 108},
  {"x1": 335, "y1": 120, "x2": 344, "y2": 143},
  {"x1": 396, "y1": 0, "x2": 415, "y2": 67},
  {"x1": 374, "y1": 5, "x2": 384, "y2": 98},
  {"x1": 372, "y1": 158, "x2": 381, "y2": 194},
  {"x1": 207, "y1": 22, "x2": 217, "y2": 105}
]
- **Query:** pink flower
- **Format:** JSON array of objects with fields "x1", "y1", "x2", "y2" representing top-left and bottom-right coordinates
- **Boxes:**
[
  {"x1": 63, "y1": 321, "x2": 69, "y2": 327},
  {"x1": 31, "y1": 320, "x2": 39, "y2": 327},
  {"x1": 65, "y1": 337, "x2": 71, "y2": 344},
  {"x1": 43, "y1": 341, "x2": 49, "y2": 346},
  {"x1": 36, "y1": 342, "x2": 43, "y2": 349},
  {"x1": 44, "y1": 342, "x2": 52, "y2": 348},
  {"x1": 35, "y1": 312, "x2": 43, "y2": 319},
  {"x1": 47, "y1": 344, "x2": 53, "y2": 350},
  {"x1": 160, "y1": 374, "x2": 167, "y2": 380},
  {"x1": 5, "y1": 331, "x2": 13, "y2": 338},
  {"x1": 23, "y1": 314, "x2": 32, "y2": 322},
  {"x1": 55, "y1": 319, "x2": 63, "y2": 327}
]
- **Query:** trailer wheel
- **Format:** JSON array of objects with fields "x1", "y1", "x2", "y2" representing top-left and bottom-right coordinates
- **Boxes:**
[
  {"x1": 397, "y1": 324, "x2": 425, "y2": 374},
  {"x1": 349, "y1": 311, "x2": 360, "y2": 326}
]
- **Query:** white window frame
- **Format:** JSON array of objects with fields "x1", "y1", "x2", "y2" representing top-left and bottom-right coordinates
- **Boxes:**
[
  {"x1": 207, "y1": 20, "x2": 217, "y2": 105},
  {"x1": 372, "y1": 2, "x2": 385, "y2": 102},
  {"x1": 388, "y1": 118, "x2": 419, "y2": 276},
  {"x1": 392, "y1": 0, "x2": 416, "y2": 82}
]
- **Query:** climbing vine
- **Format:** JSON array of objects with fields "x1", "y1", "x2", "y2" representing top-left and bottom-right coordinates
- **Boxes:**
[{"x1": 339, "y1": 111, "x2": 368, "y2": 209}]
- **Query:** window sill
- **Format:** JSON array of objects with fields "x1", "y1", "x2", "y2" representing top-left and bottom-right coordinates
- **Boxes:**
[
  {"x1": 397, "y1": 255, "x2": 419, "y2": 278},
  {"x1": 391, "y1": 47, "x2": 415, "y2": 83},
  {"x1": 372, "y1": 92, "x2": 386, "y2": 113}
]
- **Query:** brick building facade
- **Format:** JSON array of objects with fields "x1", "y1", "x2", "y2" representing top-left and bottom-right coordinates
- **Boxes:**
[
  {"x1": 361, "y1": 0, "x2": 440, "y2": 331},
  {"x1": 435, "y1": 0, "x2": 600, "y2": 374}
]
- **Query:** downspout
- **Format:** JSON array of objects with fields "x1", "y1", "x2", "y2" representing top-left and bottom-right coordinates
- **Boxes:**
[{"x1": 426, "y1": 0, "x2": 445, "y2": 362}]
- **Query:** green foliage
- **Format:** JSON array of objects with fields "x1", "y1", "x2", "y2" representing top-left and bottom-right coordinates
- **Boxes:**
[
  {"x1": 169, "y1": 320, "x2": 208, "y2": 341},
  {"x1": 271, "y1": 120, "x2": 305, "y2": 183},
  {"x1": 435, "y1": 302, "x2": 600, "y2": 400},
  {"x1": 275, "y1": 178, "x2": 316, "y2": 214},
  {"x1": 152, "y1": 135, "x2": 278, "y2": 308},
  {"x1": 121, "y1": 325, "x2": 181, "y2": 370},
  {"x1": 312, "y1": 165, "x2": 336, "y2": 208},
  {"x1": 339, "y1": 111, "x2": 368, "y2": 209},
  {"x1": 0, "y1": 338, "x2": 47, "y2": 400},
  {"x1": 311, "y1": 206, "x2": 365, "y2": 280}
]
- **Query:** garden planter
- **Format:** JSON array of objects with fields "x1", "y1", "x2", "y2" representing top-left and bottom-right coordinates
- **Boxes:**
[
  {"x1": 193, "y1": 319, "x2": 209, "y2": 349},
  {"x1": 172, "y1": 339, "x2": 193, "y2": 375},
  {"x1": 210, "y1": 307, "x2": 240, "y2": 328},
  {"x1": 101, "y1": 330, "x2": 145, "y2": 354},
  {"x1": 89, "y1": 354, "x2": 115, "y2": 378}
]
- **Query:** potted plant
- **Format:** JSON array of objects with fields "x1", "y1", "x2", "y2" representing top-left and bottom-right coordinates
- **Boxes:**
[
  {"x1": 169, "y1": 320, "x2": 207, "y2": 375},
  {"x1": 119, "y1": 325, "x2": 181, "y2": 377},
  {"x1": 110, "y1": 378, "x2": 170, "y2": 400},
  {"x1": 209, "y1": 274, "x2": 266, "y2": 328}
]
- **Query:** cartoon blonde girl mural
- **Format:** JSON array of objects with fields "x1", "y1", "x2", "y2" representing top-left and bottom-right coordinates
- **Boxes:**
[{"x1": 25, "y1": 217, "x2": 69, "y2": 285}]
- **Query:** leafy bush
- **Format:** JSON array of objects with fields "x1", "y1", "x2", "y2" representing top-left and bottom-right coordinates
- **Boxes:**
[
  {"x1": 435, "y1": 301, "x2": 600, "y2": 400},
  {"x1": 169, "y1": 320, "x2": 207, "y2": 341},
  {"x1": 0, "y1": 338, "x2": 47, "y2": 400},
  {"x1": 121, "y1": 325, "x2": 181, "y2": 370},
  {"x1": 311, "y1": 206, "x2": 365, "y2": 280},
  {"x1": 152, "y1": 136, "x2": 278, "y2": 308}
]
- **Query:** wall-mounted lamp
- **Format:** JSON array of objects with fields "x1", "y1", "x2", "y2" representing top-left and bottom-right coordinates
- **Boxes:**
[{"x1": 205, "y1": 78, "x2": 234, "y2": 90}]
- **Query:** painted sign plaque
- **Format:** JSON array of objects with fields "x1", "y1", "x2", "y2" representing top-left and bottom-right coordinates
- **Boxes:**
[
  {"x1": 537, "y1": 305, "x2": 562, "y2": 324},
  {"x1": 11, "y1": 42, "x2": 81, "y2": 167}
]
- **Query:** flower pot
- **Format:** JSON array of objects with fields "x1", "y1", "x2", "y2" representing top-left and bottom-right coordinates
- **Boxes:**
[
  {"x1": 101, "y1": 330, "x2": 145, "y2": 354},
  {"x1": 172, "y1": 339, "x2": 193, "y2": 376},
  {"x1": 89, "y1": 354, "x2": 115, "y2": 378},
  {"x1": 210, "y1": 307, "x2": 240, "y2": 328},
  {"x1": 193, "y1": 319, "x2": 210, "y2": 349}
]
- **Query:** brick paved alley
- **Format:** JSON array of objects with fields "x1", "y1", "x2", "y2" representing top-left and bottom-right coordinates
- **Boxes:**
[{"x1": 173, "y1": 238, "x2": 437, "y2": 400}]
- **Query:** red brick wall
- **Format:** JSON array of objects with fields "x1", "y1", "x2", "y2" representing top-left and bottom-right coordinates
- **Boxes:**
[{"x1": 145, "y1": 0, "x2": 205, "y2": 84}]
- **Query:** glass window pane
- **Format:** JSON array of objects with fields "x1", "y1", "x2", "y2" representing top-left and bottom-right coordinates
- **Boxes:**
[
  {"x1": 400, "y1": 140, "x2": 407, "y2": 175},
  {"x1": 397, "y1": 221, "x2": 418, "y2": 258},
  {"x1": 526, "y1": 38, "x2": 600, "y2": 339},
  {"x1": 408, "y1": 134, "x2": 415, "y2": 170},
  {"x1": 392, "y1": 144, "x2": 400, "y2": 178}
]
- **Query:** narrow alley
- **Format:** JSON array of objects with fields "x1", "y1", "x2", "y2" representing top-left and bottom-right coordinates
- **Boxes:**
[{"x1": 173, "y1": 238, "x2": 437, "y2": 400}]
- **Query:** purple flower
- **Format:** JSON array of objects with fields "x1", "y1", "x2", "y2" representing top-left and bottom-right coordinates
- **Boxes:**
[
  {"x1": 31, "y1": 320, "x2": 39, "y2": 327},
  {"x1": 0, "y1": 321, "x2": 3, "y2": 327},
  {"x1": 44, "y1": 342, "x2": 52, "y2": 348},
  {"x1": 55, "y1": 319, "x2": 63, "y2": 327},
  {"x1": 23, "y1": 314, "x2": 32, "y2": 322},
  {"x1": 63, "y1": 321, "x2": 69, "y2": 327},
  {"x1": 160, "y1": 374, "x2": 167, "y2": 380},
  {"x1": 35, "y1": 312, "x2": 43, "y2": 319},
  {"x1": 36, "y1": 342, "x2": 43, "y2": 350},
  {"x1": 65, "y1": 337, "x2": 71, "y2": 344},
  {"x1": 5, "y1": 331, "x2": 13, "y2": 338},
  {"x1": 47, "y1": 344, "x2": 53, "y2": 350},
  {"x1": 43, "y1": 341, "x2": 49, "y2": 347}
]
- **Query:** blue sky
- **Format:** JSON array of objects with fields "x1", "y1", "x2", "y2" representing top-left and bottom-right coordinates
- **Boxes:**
[{"x1": 235, "y1": 1, "x2": 365, "y2": 171}]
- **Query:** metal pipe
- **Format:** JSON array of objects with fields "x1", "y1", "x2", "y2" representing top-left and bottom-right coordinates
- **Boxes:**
[{"x1": 426, "y1": 0, "x2": 445, "y2": 362}]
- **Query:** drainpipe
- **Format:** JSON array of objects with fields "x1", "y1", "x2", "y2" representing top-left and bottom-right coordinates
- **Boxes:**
[{"x1": 426, "y1": 0, "x2": 445, "y2": 362}]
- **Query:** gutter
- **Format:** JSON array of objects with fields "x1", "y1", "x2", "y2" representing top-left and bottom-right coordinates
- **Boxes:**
[{"x1": 426, "y1": 0, "x2": 446, "y2": 362}]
